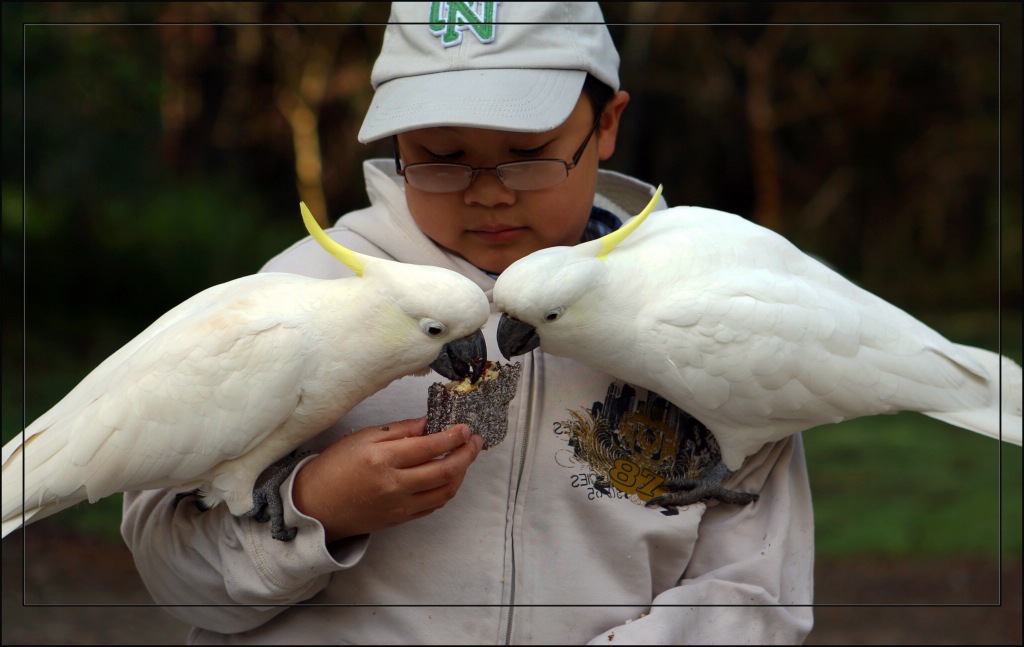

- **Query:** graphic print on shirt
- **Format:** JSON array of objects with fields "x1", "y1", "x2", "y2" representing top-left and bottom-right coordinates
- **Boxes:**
[{"x1": 553, "y1": 380, "x2": 722, "y2": 514}]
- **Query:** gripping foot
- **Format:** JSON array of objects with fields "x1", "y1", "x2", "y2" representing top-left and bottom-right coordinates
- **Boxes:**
[
  {"x1": 244, "y1": 451, "x2": 306, "y2": 541},
  {"x1": 646, "y1": 460, "x2": 759, "y2": 510}
]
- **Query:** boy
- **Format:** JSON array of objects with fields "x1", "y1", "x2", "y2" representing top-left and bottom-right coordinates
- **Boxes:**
[{"x1": 122, "y1": 3, "x2": 815, "y2": 643}]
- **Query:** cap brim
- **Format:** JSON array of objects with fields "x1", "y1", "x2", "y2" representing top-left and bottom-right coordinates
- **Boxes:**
[{"x1": 358, "y1": 68, "x2": 586, "y2": 143}]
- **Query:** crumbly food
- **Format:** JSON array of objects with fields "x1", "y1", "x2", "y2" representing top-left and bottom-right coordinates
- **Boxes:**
[{"x1": 425, "y1": 361, "x2": 521, "y2": 449}]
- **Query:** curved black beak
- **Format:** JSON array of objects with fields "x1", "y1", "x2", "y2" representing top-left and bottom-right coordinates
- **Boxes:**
[
  {"x1": 497, "y1": 313, "x2": 540, "y2": 360},
  {"x1": 430, "y1": 329, "x2": 487, "y2": 383}
]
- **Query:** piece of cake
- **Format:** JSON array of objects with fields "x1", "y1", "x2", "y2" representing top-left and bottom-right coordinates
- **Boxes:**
[{"x1": 425, "y1": 361, "x2": 521, "y2": 449}]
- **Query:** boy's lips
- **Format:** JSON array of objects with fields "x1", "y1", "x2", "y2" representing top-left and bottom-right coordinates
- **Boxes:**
[{"x1": 468, "y1": 225, "x2": 526, "y2": 244}]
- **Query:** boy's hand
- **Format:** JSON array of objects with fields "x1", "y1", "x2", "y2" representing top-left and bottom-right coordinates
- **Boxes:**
[{"x1": 292, "y1": 418, "x2": 484, "y2": 544}]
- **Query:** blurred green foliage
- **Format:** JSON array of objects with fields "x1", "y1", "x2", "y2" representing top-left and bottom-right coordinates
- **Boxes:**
[
  {"x1": 805, "y1": 411, "x2": 1022, "y2": 557},
  {"x1": 1, "y1": 2, "x2": 1021, "y2": 557}
]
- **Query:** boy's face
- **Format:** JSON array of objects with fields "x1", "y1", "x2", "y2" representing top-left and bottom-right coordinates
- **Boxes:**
[{"x1": 396, "y1": 92, "x2": 629, "y2": 274}]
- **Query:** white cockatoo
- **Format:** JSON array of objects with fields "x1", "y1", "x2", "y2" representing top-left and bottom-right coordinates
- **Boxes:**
[
  {"x1": 2, "y1": 203, "x2": 490, "y2": 540},
  {"x1": 494, "y1": 186, "x2": 1023, "y2": 507}
]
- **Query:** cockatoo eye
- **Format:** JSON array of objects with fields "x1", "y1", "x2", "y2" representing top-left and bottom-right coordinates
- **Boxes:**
[
  {"x1": 420, "y1": 319, "x2": 447, "y2": 336},
  {"x1": 543, "y1": 308, "x2": 563, "y2": 322}
]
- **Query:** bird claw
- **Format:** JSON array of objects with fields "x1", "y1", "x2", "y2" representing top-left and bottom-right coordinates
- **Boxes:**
[
  {"x1": 245, "y1": 451, "x2": 306, "y2": 541},
  {"x1": 645, "y1": 461, "x2": 759, "y2": 510},
  {"x1": 646, "y1": 487, "x2": 759, "y2": 509},
  {"x1": 172, "y1": 488, "x2": 209, "y2": 511}
]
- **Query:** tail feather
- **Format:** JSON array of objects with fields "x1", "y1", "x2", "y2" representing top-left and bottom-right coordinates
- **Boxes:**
[
  {"x1": 924, "y1": 345, "x2": 1022, "y2": 446},
  {"x1": 1, "y1": 499, "x2": 84, "y2": 539},
  {"x1": 1, "y1": 440, "x2": 27, "y2": 537},
  {"x1": 1, "y1": 429, "x2": 90, "y2": 539}
]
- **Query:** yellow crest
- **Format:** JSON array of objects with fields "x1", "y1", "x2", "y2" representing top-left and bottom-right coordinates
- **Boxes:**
[
  {"x1": 597, "y1": 184, "x2": 663, "y2": 261},
  {"x1": 300, "y1": 202, "x2": 364, "y2": 277}
]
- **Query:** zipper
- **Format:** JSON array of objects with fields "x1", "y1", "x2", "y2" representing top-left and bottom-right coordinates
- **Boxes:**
[{"x1": 504, "y1": 349, "x2": 538, "y2": 645}]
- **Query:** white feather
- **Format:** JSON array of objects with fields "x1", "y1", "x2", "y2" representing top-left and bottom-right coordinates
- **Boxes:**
[{"x1": 494, "y1": 205, "x2": 1022, "y2": 472}]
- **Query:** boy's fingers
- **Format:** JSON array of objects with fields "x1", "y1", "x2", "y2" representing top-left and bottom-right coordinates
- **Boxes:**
[
  {"x1": 369, "y1": 417, "x2": 427, "y2": 441},
  {"x1": 403, "y1": 433, "x2": 483, "y2": 494},
  {"x1": 388, "y1": 423, "x2": 477, "y2": 468}
]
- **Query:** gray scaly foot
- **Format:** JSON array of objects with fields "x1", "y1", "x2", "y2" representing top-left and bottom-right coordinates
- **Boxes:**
[
  {"x1": 244, "y1": 451, "x2": 307, "y2": 541},
  {"x1": 646, "y1": 460, "x2": 759, "y2": 509}
]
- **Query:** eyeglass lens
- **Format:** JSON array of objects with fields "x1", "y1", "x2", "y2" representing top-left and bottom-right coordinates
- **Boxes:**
[
  {"x1": 395, "y1": 113, "x2": 602, "y2": 193},
  {"x1": 403, "y1": 160, "x2": 569, "y2": 193}
]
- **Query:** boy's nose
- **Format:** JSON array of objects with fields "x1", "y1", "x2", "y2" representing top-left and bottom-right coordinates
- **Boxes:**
[{"x1": 463, "y1": 170, "x2": 516, "y2": 207}]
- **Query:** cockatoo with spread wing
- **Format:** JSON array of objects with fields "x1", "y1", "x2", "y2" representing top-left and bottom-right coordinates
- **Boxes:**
[
  {"x1": 2, "y1": 203, "x2": 489, "y2": 541},
  {"x1": 495, "y1": 186, "x2": 1023, "y2": 507}
]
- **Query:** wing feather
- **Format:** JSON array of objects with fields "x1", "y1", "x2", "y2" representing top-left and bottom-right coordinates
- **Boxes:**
[
  {"x1": 627, "y1": 208, "x2": 998, "y2": 465},
  {"x1": 5, "y1": 274, "x2": 317, "y2": 518}
]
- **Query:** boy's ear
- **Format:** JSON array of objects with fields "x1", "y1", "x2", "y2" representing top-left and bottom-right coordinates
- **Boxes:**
[{"x1": 597, "y1": 91, "x2": 630, "y2": 161}]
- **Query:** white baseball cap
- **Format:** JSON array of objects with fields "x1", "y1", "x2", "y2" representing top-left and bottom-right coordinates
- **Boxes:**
[{"x1": 357, "y1": 2, "x2": 620, "y2": 143}]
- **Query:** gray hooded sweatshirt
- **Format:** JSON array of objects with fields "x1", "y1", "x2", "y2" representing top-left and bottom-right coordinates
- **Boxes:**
[{"x1": 122, "y1": 160, "x2": 815, "y2": 645}]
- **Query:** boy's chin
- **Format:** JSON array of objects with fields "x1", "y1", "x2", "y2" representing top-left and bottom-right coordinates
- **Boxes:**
[{"x1": 448, "y1": 247, "x2": 519, "y2": 276}]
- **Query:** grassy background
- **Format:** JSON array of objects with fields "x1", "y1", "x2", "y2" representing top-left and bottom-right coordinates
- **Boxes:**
[{"x1": 806, "y1": 414, "x2": 1021, "y2": 556}]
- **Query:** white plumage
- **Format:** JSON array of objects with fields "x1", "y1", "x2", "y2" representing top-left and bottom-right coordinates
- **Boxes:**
[
  {"x1": 494, "y1": 188, "x2": 1022, "y2": 506},
  {"x1": 2, "y1": 204, "x2": 490, "y2": 539}
]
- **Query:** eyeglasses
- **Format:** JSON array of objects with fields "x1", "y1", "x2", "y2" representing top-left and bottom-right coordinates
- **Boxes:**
[{"x1": 393, "y1": 114, "x2": 602, "y2": 193}]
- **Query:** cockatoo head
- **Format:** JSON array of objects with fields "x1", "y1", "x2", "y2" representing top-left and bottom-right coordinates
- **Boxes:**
[
  {"x1": 494, "y1": 186, "x2": 662, "y2": 360},
  {"x1": 301, "y1": 203, "x2": 489, "y2": 383}
]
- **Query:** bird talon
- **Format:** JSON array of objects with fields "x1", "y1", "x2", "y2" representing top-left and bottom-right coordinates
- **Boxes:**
[
  {"x1": 646, "y1": 487, "x2": 757, "y2": 509},
  {"x1": 172, "y1": 488, "x2": 209, "y2": 512},
  {"x1": 646, "y1": 460, "x2": 759, "y2": 508},
  {"x1": 272, "y1": 523, "x2": 298, "y2": 542},
  {"x1": 252, "y1": 505, "x2": 271, "y2": 523},
  {"x1": 645, "y1": 497, "x2": 670, "y2": 510},
  {"x1": 245, "y1": 451, "x2": 306, "y2": 540}
]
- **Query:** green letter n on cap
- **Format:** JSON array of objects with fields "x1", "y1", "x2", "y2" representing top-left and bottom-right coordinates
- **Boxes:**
[{"x1": 429, "y1": 2, "x2": 498, "y2": 47}]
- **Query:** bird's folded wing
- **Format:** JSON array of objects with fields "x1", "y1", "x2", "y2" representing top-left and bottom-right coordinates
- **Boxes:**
[{"x1": 11, "y1": 297, "x2": 312, "y2": 507}]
